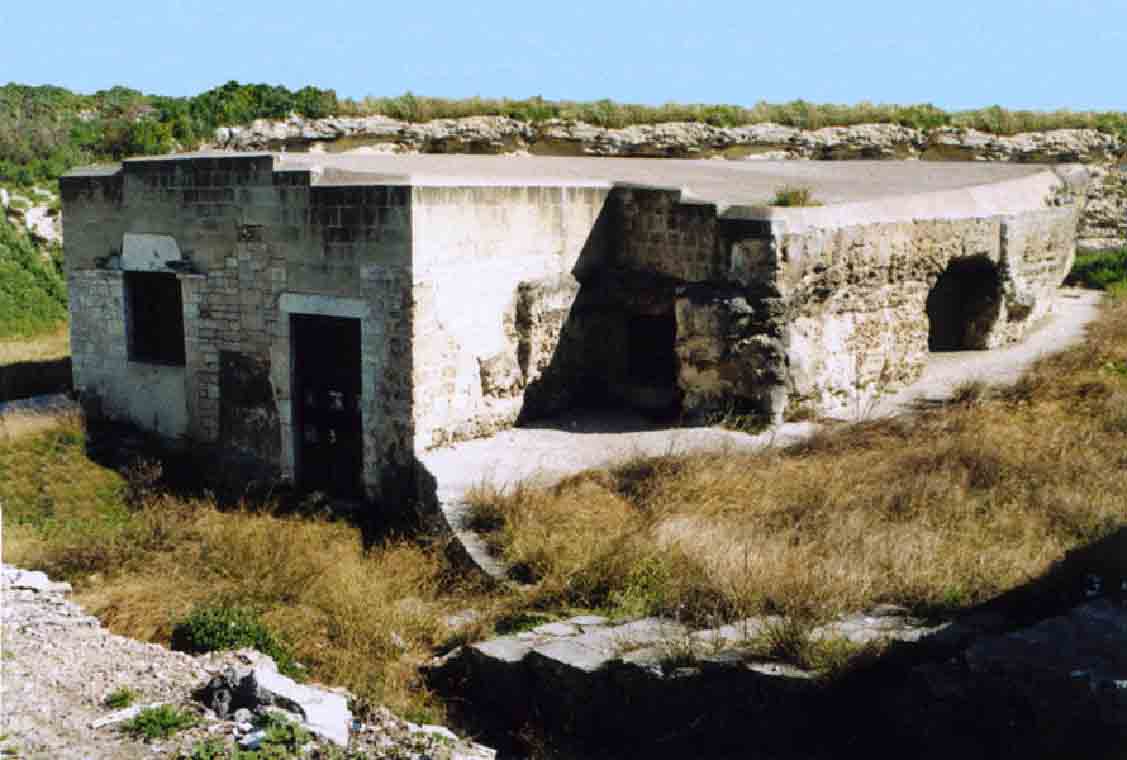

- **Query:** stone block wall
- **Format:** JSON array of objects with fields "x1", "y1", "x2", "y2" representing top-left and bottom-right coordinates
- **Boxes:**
[
  {"x1": 63, "y1": 155, "x2": 415, "y2": 499},
  {"x1": 601, "y1": 189, "x2": 789, "y2": 420},
  {"x1": 777, "y1": 207, "x2": 1078, "y2": 418},
  {"x1": 64, "y1": 154, "x2": 1084, "y2": 498}
]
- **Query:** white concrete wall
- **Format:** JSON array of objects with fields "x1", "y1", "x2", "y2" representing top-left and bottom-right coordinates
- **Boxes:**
[{"x1": 410, "y1": 184, "x2": 610, "y2": 449}]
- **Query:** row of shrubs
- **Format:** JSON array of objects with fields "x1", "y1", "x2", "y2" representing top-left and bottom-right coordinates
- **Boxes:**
[
  {"x1": 0, "y1": 82, "x2": 339, "y2": 187},
  {"x1": 351, "y1": 94, "x2": 1127, "y2": 136},
  {"x1": 5, "y1": 81, "x2": 1127, "y2": 188}
]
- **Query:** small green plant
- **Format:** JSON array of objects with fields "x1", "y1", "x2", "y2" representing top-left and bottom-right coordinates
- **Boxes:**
[
  {"x1": 493, "y1": 610, "x2": 557, "y2": 635},
  {"x1": 1103, "y1": 360, "x2": 1127, "y2": 379},
  {"x1": 170, "y1": 605, "x2": 298, "y2": 677},
  {"x1": 768, "y1": 185, "x2": 822, "y2": 207},
  {"x1": 256, "y1": 711, "x2": 312, "y2": 753},
  {"x1": 463, "y1": 498, "x2": 505, "y2": 533},
  {"x1": 609, "y1": 555, "x2": 671, "y2": 617},
  {"x1": 702, "y1": 402, "x2": 772, "y2": 435},
  {"x1": 656, "y1": 634, "x2": 700, "y2": 673},
  {"x1": 104, "y1": 686, "x2": 138, "y2": 709},
  {"x1": 182, "y1": 738, "x2": 229, "y2": 760},
  {"x1": 120, "y1": 705, "x2": 197, "y2": 741}
]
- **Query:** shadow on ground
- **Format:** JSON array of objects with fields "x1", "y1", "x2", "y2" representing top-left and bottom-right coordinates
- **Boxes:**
[
  {"x1": 0, "y1": 357, "x2": 71, "y2": 402},
  {"x1": 81, "y1": 419, "x2": 426, "y2": 550},
  {"x1": 436, "y1": 528, "x2": 1127, "y2": 760}
]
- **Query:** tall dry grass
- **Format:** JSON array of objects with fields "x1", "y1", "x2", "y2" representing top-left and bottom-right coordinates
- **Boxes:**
[
  {"x1": 473, "y1": 296, "x2": 1127, "y2": 626},
  {"x1": 3, "y1": 294, "x2": 1125, "y2": 718},
  {"x1": 0, "y1": 424, "x2": 489, "y2": 721}
]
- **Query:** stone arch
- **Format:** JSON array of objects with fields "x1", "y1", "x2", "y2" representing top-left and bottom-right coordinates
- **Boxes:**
[{"x1": 926, "y1": 256, "x2": 1004, "y2": 351}]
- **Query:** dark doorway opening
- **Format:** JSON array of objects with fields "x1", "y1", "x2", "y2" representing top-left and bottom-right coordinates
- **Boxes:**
[
  {"x1": 627, "y1": 314, "x2": 678, "y2": 387},
  {"x1": 292, "y1": 314, "x2": 363, "y2": 498},
  {"x1": 621, "y1": 311, "x2": 681, "y2": 417},
  {"x1": 926, "y1": 256, "x2": 1003, "y2": 351}
]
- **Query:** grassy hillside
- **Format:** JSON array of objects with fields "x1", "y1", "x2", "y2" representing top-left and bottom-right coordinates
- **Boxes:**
[
  {"x1": 4, "y1": 81, "x2": 1127, "y2": 189},
  {"x1": 0, "y1": 215, "x2": 66, "y2": 339}
]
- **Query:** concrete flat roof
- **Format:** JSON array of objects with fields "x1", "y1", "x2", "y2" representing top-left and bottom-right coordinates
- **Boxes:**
[
  {"x1": 278, "y1": 153, "x2": 1044, "y2": 203},
  {"x1": 72, "y1": 152, "x2": 1070, "y2": 231},
  {"x1": 279, "y1": 154, "x2": 1065, "y2": 230}
]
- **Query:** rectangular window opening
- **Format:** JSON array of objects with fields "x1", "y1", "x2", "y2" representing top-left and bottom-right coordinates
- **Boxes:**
[{"x1": 125, "y1": 271, "x2": 186, "y2": 365}]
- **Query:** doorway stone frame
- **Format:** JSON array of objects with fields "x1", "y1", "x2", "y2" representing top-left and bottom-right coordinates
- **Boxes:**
[{"x1": 275, "y1": 293, "x2": 373, "y2": 488}]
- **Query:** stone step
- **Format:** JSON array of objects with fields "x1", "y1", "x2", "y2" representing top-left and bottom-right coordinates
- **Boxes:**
[{"x1": 438, "y1": 498, "x2": 513, "y2": 582}]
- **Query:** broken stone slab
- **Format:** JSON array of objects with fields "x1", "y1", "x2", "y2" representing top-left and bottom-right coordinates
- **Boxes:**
[
  {"x1": 811, "y1": 610, "x2": 945, "y2": 645},
  {"x1": 201, "y1": 650, "x2": 351, "y2": 746},
  {"x1": 689, "y1": 616, "x2": 783, "y2": 648},
  {"x1": 430, "y1": 614, "x2": 822, "y2": 749},
  {"x1": 530, "y1": 621, "x2": 579, "y2": 637},
  {"x1": 1, "y1": 566, "x2": 72, "y2": 594}
]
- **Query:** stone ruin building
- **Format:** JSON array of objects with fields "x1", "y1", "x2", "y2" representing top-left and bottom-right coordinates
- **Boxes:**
[{"x1": 61, "y1": 154, "x2": 1084, "y2": 503}]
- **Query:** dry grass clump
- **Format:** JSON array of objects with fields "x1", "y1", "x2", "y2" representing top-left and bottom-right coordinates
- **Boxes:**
[
  {"x1": 0, "y1": 325, "x2": 69, "y2": 365},
  {"x1": 768, "y1": 186, "x2": 821, "y2": 208},
  {"x1": 475, "y1": 297, "x2": 1127, "y2": 627},
  {"x1": 0, "y1": 425, "x2": 486, "y2": 722}
]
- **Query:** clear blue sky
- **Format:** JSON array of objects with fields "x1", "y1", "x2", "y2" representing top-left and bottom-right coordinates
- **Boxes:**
[{"x1": 3, "y1": 0, "x2": 1125, "y2": 111}]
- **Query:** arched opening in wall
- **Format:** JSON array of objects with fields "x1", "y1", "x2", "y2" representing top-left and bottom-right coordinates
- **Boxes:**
[{"x1": 926, "y1": 256, "x2": 1004, "y2": 351}]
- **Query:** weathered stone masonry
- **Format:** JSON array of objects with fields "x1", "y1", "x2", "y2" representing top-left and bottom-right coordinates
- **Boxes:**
[
  {"x1": 63, "y1": 154, "x2": 1083, "y2": 504},
  {"x1": 63, "y1": 155, "x2": 415, "y2": 499}
]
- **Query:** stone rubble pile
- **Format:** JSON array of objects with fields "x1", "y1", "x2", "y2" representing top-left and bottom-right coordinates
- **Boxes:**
[{"x1": 1, "y1": 564, "x2": 495, "y2": 759}]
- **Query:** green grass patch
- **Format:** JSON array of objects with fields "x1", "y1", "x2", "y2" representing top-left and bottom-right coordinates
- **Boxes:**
[
  {"x1": 104, "y1": 686, "x2": 139, "y2": 709},
  {"x1": 120, "y1": 705, "x2": 196, "y2": 741},
  {"x1": 1068, "y1": 247, "x2": 1127, "y2": 291}
]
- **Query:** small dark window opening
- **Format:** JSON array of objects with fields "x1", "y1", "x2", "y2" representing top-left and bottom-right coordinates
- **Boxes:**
[
  {"x1": 627, "y1": 314, "x2": 678, "y2": 387},
  {"x1": 926, "y1": 256, "x2": 1003, "y2": 351},
  {"x1": 126, "y1": 271, "x2": 186, "y2": 365}
]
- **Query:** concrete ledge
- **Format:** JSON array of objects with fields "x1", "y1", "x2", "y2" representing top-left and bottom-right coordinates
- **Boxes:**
[{"x1": 718, "y1": 170, "x2": 1064, "y2": 231}]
